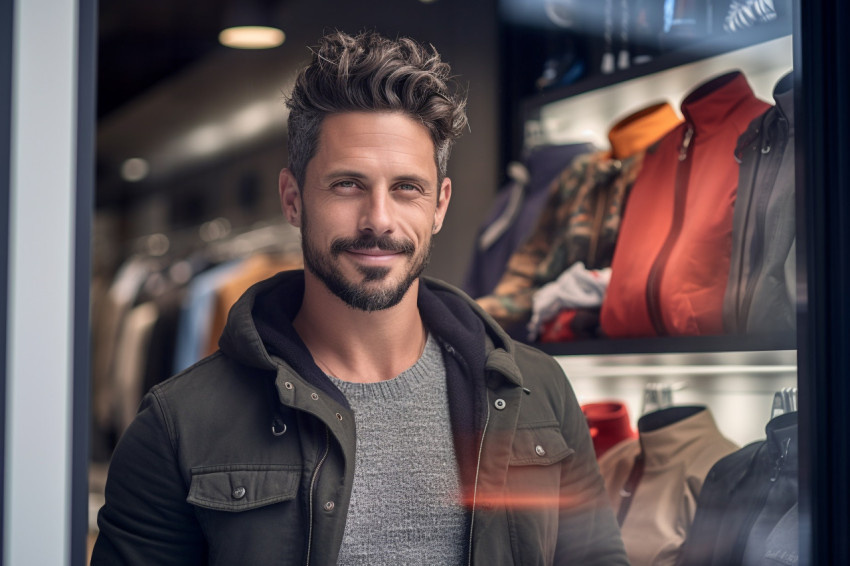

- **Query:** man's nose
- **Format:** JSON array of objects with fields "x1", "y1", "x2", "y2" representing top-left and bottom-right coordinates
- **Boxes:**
[{"x1": 358, "y1": 189, "x2": 394, "y2": 235}]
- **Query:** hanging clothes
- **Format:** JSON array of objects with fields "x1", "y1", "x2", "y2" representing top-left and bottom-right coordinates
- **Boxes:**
[
  {"x1": 598, "y1": 406, "x2": 739, "y2": 566},
  {"x1": 477, "y1": 101, "x2": 682, "y2": 340},
  {"x1": 462, "y1": 141, "x2": 595, "y2": 298},
  {"x1": 172, "y1": 258, "x2": 243, "y2": 374},
  {"x1": 203, "y1": 252, "x2": 304, "y2": 357},
  {"x1": 600, "y1": 71, "x2": 772, "y2": 338},
  {"x1": 723, "y1": 71, "x2": 796, "y2": 335},
  {"x1": 678, "y1": 411, "x2": 798, "y2": 566},
  {"x1": 582, "y1": 401, "x2": 638, "y2": 459}
]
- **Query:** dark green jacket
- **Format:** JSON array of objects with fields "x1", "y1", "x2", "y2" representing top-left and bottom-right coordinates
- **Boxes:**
[{"x1": 92, "y1": 270, "x2": 629, "y2": 565}]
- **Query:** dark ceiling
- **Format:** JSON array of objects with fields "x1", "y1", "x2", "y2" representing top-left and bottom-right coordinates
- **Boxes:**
[{"x1": 98, "y1": 0, "x2": 269, "y2": 120}]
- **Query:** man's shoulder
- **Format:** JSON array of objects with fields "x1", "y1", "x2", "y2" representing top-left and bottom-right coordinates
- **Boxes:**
[
  {"x1": 509, "y1": 340, "x2": 571, "y2": 408},
  {"x1": 512, "y1": 341, "x2": 564, "y2": 378},
  {"x1": 151, "y1": 351, "x2": 268, "y2": 412}
]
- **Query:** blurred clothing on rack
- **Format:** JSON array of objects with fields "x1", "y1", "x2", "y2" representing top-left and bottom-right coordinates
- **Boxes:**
[
  {"x1": 462, "y1": 142, "x2": 595, "y2": 298},
  {"x1": 90, "y1": 224, "x2": 302, "y2": 463},
  {"x1": 477, "y1": 101, "x2": 681, "y2": 340},
  {"x1": 203, "y1": 252, "x2": 304, "y2": 357}
]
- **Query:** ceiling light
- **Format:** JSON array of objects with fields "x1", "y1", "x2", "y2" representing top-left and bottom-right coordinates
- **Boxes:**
[
  {"x1": 219, "y1": 26, "x2": 285, "y2": 49},
  {"x1": 120, "y1": 157, "x2": 149, "y2": 182}
]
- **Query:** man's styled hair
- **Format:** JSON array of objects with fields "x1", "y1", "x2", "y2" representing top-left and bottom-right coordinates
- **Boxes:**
[{"x1": 285, "y1": 30, "x2": 468, "y2": 188}]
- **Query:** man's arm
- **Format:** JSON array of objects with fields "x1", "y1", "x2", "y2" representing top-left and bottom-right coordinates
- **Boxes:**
[
  {"x1": 91, "y1": 391, "x2": 207, "y2": 565},
  {"x1": 554, "y1": 367, "x2": 631, "y2": 565}
]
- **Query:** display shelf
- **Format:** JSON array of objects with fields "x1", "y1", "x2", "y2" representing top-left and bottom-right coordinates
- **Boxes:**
[
  {"x1": 534, "y1": 332, "x2": 796, "y2": 357},
  {"x1": 521, "y1": 32, "x2": 793, "y2": 151},
  {"x1": 520, "y1": 21, "x2": 792, "y2": 121},
  {"x1": 507, "y1": 23, "x2": 797, "y2": 363}
]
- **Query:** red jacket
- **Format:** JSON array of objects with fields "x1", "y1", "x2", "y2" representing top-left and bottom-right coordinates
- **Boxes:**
[{"x1": 601, "y1": 71, "x2": 771, "y2": 337}]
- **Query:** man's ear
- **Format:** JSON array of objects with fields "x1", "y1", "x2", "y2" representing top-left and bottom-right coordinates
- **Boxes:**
[
  {"x1": 279, "y1": 168, "x2": 302, "y2": 228},
  {"x1": 433, "y1": 177, "x2": 452, "y2": 234}
]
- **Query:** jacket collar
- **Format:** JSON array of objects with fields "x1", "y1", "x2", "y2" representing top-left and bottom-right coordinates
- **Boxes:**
[
  {"x1": 217, "y1": 269, "x2": 524, "y2": 391},
  {"x1": 636, "y1": 406, "x2": 728, "y2": 469},
  {"x1": 607, "y1": 101, "x2": 682, "y2": 160},
  {"x1": 681, "y1": 71, "x2": 762, "y2": 136},
  {"x1": 773, "y1": 71, "x2": 794, "y2": 130}
]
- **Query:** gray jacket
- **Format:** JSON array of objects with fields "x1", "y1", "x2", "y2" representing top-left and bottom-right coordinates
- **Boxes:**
[
  {"x1": 92, "y1": 270, "x2": 628, "y2": 565},
  {"x1": 724, "y1": 71, "x2": 796, "y2": 335}
]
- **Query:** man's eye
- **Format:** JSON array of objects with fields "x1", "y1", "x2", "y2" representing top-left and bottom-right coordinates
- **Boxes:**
[
  {"x1": 398, "y1": 183, "x2": 420, "y2": 192},
  {"x1": 334, "y1": 180, "x2": 359, "y2": 190}
]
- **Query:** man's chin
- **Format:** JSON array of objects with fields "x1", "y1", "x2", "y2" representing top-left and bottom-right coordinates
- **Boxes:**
[{"x1": 357, "y1": 265, "x2": 392, "y2": 283}]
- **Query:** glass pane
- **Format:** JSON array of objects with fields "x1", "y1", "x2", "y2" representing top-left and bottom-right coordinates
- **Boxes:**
[
  {"x1": 493, "y1": 1, "x2": 802, "y2": 564},
  {"x1": 90, "y1": 0, "x2": 805, "y2": 564}
]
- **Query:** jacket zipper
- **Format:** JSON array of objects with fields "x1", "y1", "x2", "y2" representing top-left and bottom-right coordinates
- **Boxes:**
[
  {"x1": 646, "y1": 125, "x2": 694, "y2": 335},
  {"x1": 739, "y1": 123, "x2": 786, "y2": 327},
  {"x1": 731, "y1": 126, "x2": 764, "y2": 330},
  {"x1": 305, "y1": 426, "x2": 330, "y2": 566},
  {"x1": 467, "y1": 403, "x2": 492, "y2": 566}
]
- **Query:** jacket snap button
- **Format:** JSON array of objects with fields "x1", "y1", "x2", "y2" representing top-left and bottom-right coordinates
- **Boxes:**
[
  {"x1": 535, "y1": 445, "x2": 546, "y2": 456},
  {"x1": 311, "y1": 392, "x2": 319, "y2": 400},
  {"x1": 494, "y1": 399, "x2": 506, "y2": 410},
  {"x1": 336, "y1": 413, "x2": 343, "y2": 421},
  {"x1": 232, "y1": 487, "x2": 246, "y2": 499},
  {"x1": 323, "y1": 501, "x2": 335, "y2": 511},
  {"x1": 284, "y1": 381, "x2": 294, "y2": 390}
]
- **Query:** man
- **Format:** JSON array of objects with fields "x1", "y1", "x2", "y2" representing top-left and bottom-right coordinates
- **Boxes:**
[{"x1": 91, "y1": 30, "x2": 629, "y2": 565}]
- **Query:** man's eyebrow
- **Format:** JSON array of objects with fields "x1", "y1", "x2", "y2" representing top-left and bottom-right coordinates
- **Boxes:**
[
  {"x1": 321, "y1": 169, "x2": 367, "y2": 181},
  {"x1": 322, "y1": 170, "x2": 434, "y2": 187}
]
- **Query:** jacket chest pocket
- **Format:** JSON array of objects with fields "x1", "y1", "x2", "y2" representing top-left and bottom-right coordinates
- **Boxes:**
[
  {"x1": 506, "y1": 424, "x2": 574, "y2": 501},
  {"x1": 187, "y1": 464, "x2": 301, "y2": 512},
  {"x1": 187, "y1": 465, "x2": 307, "y2": 564},
  {"x1": 505, "y1": 425, "x2": 575, "y2": 565}
]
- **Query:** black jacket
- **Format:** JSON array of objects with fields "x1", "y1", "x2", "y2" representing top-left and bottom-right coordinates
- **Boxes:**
[
  {"x1": 677, "y1": 411, "x2": 798, "y2": 566},
  {"x1": 91, "y1": 270, "x2": 628, "y2": 565}
]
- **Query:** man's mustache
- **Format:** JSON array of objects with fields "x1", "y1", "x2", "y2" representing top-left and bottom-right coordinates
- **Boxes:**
[{"x1": 330, "y1": 235, "x2": 416, "y2": 256}]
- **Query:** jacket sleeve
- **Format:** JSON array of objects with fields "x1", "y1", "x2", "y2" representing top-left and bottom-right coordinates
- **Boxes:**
[
  {"x1": 553, "y1": 362, "x2": 631, "y2": 565},
  {"x1": 90, "y1": 390, "x2": 207, "y2": 565}
]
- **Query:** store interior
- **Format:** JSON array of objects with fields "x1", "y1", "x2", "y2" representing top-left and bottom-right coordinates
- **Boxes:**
[{"x1": 90, "y1": 0, "x2": 800, "y2": 564}]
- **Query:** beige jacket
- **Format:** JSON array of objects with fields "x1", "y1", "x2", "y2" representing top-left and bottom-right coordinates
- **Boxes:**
[{"x1": 598, "y1": 407, "x2": 738, "y2": 566}]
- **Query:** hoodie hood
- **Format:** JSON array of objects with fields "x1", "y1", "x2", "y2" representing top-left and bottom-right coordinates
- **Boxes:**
[{"x1": 217, "y1": 269, "x2": 519, "y2": 407}]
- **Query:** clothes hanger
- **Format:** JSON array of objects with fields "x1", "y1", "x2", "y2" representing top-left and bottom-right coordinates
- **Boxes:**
[
  {"x1": 771, "y1": 386, "x2": 798, "y2": 419},
  {"x1": 640, "y1": 382, "x2": 686, "y2": 415}
]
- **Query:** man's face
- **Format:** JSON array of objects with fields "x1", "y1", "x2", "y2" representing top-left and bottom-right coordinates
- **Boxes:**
[{"x1": 283, "y1": 111, "x2": 451, "y2": 311}]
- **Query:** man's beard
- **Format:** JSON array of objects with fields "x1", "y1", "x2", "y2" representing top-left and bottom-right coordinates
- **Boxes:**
[{"x1": 300, "y1": 209, "x2": 434, "y2": 312}]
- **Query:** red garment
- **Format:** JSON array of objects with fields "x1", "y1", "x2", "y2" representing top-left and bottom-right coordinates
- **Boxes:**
[
  {"x1": 582, "y1": 401, "x2": 637, "y2": 458},
  {"x1": 539, "y1": 308, "x2": 600, "y2": 342},
  {"x1": 600, "y1": 71, "x2": 772, "y2": 337}
]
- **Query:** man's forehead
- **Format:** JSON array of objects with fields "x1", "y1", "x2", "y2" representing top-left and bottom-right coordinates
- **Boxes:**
[{"x1": 311, "y1": 111, "x2": 440, "y2": 174}]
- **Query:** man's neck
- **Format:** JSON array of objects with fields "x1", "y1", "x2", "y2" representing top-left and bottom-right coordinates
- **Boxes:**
[{"x1": 293, "y1": 274, "x2": 428, "y2": 384}]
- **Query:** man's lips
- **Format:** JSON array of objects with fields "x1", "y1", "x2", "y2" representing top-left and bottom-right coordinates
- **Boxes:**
[{"x1": 345, "y1": 248, "x2": 401, "y2": 260}]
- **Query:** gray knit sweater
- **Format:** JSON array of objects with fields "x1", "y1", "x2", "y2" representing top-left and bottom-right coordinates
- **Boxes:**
[{"x1": 327, "y1": 334, "x2": 466, "y2": 565}]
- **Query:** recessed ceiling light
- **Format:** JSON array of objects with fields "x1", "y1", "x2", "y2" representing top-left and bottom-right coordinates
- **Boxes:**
[
  {"x1": 219, "y1": 26, "x2": 285, "y2": 49},
  {"x1": 120, "y1": 157, "x2": 149, "y2": 182}
]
